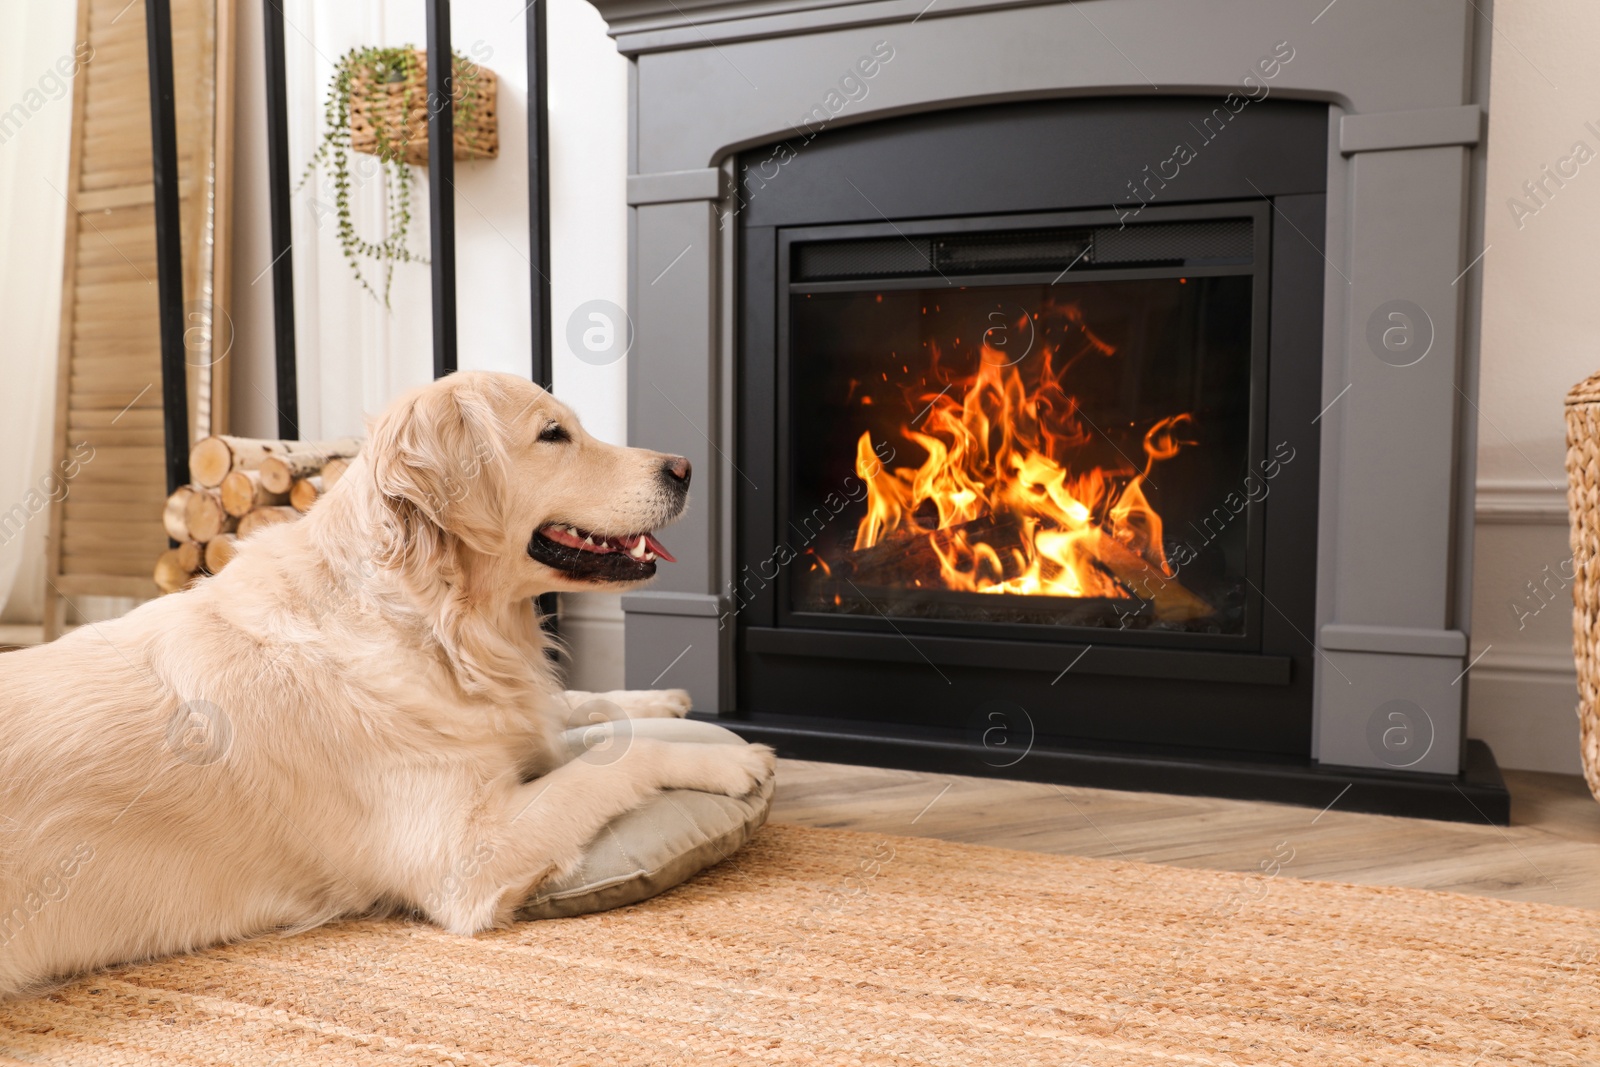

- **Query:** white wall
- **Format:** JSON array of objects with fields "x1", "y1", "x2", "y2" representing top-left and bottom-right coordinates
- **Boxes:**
[{"x1": 1465, "y1": 1, "x2": 1600, "y2": 774}]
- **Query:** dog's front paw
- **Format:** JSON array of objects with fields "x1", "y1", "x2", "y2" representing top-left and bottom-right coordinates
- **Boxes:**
[
  {"x1": 640, "y1": 688, "x2": 692, "y2": 719},
  {"x1": 646, "y1": 740, "x2": 775, "y2": 797},
  {"x1": 562, "y1": 688, "x2": 692, "y2": 723},
  {"x1": 699, "y1": 743, "x2": 776, "y2": 797}
]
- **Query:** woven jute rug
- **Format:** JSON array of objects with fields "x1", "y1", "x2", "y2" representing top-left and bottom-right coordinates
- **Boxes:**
[{"x1": 1, "y1": 824, "x2": 1596, "y2": 1065}]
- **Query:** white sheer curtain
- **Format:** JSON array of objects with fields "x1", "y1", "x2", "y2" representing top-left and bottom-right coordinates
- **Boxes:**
[{"x1": 0, "y1": 0, "x2": 76, "y2": 624}]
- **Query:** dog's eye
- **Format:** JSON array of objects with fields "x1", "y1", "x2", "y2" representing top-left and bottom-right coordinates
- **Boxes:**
[{"x1": 538, "y1": 423, "x2": 570, "y2": 443}]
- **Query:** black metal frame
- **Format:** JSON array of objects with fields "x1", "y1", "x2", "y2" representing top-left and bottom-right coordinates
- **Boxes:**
[
  {"x1": 144, "y1": 0, "x2": 190, "y2": 494},
  {"x1": 426, "y1": 0, "x2": 458, "y2": 377},
  {"x1": 526, "y1": 0, "x2": 553, "y2": 390},
  {"x1": 262, "y1": 0, "x2": 299, "y2": 437}
]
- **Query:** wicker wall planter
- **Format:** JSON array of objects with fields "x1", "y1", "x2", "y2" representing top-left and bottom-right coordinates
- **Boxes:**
[
  {"x1": 1562, "y1": 370, "x2": 1600, "y2": 802},
  {"x1": 350, "y1": 50, "x2": 497, "y2": 167}
]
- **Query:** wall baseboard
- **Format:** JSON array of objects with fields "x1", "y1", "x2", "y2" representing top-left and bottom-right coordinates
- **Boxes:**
[
  {"x1": 1466, "y1": 640, "x2": 1582, "y2": 776},
  {"x1": 0, "y1": 624, "x2": 45, "y2": 647},
  {"x1": 1471, "y1": 645, "x2": 1576, "y2": 682},
  {"x1": 1475, "y1": 479, "x2": 1568, "y2": 525}
]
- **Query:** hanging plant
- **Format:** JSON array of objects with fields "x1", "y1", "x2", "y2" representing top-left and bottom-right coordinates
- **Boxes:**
[{"x1": 296, "y1": 45, "x2": 499, "y2": 307}]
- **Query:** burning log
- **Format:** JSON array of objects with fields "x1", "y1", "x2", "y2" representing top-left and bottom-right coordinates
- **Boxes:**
[
  {"x1": 841, "y1": 518, "x2": 1026, "y2": 590},
  {"x1": 1082, "y1": 532, "x2": 1212, "y2": 623},
  {"x1": 840, "y1": 516, "x2": 1211, "y2": 623}
]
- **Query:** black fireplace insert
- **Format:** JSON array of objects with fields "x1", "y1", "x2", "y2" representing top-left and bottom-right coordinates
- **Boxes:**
[
  {"x1": 734, "y1": 98, "x2": 1327, "y2": 762},
  {"x1": 786, "y1": 215, "x2": 1262, "y2": 638}
]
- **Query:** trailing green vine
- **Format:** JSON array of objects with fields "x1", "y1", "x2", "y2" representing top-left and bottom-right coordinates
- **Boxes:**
[{"x1": 296, "y1": 45, "x2": 488, "y2": 307}]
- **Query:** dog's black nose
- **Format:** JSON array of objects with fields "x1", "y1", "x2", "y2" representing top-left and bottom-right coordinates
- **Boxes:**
[{"x1": 663, "y1": 456, "x2": 692, "y2": 489}]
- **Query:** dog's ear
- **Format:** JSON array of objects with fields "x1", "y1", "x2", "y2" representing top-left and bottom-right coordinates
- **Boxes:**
[{"x1": 367, "y1": 377, "x2": 510, "y2": 565}]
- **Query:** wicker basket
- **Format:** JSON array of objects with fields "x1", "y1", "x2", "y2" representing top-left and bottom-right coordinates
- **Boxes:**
[
  {"x1": 1562, "y1": 370, "x2": 1600, "y2": 802},
  {"x1": 349, "y1": 51, "x2": 497, "y2": 167}
]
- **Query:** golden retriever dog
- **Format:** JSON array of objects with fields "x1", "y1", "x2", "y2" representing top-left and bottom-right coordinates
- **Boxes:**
[{"x1": 0, "y1": 371, "x2": 773, "y2": 999}]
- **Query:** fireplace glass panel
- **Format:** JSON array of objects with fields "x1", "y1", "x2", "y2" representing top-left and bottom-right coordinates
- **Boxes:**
[{"x1": 788, "y1": 271, "x2": 1256, "y2": 635}]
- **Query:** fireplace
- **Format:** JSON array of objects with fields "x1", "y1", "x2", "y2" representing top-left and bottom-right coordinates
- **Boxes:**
[
  {"x1": 734, "y1": 98, "x2": 1324, "y2": 759},
  {"x1": 596, "y1": 0, "x2": 1507, "y2": 821}
]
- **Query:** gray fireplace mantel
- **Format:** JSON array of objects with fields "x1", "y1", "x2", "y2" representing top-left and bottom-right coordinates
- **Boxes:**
[{"x1": 591, "y1": 0, "x2": 1492, "y2": 776}]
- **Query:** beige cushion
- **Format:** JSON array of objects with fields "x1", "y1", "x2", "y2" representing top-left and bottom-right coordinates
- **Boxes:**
[{"x1": 516, "y1": 717, "x2": 774, "y2": 919}]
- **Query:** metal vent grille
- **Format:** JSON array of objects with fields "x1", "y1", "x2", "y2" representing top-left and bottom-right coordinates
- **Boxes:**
[
  {"x1": 1094, "y1": 220, "x2": 1253, "y2": 265},
  {"x1": 796, "y1": 239, "x2": 934, "y2": 279},
  {"x1": 933, "y1": 231, "x2": 1092, "y2": 274},
  {"x1": 793, "y1": 218, "x2": 1252, "y2": 281}
]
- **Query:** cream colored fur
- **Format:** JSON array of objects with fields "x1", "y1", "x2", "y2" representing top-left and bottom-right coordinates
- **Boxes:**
[{"x1": 0, "y1": 371, "x2": 772, "y2": 999}]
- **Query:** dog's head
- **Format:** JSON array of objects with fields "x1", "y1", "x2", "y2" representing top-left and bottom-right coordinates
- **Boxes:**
[{"x1": 364, "y1": 371, "x2": 690, "y2": 596}]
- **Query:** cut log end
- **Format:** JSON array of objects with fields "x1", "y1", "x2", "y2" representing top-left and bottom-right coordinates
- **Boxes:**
[
  {"x1": 183, "y1": 489, "x2": 236, "y2": 543},
  {"x1": 289, "y1": 476, "x2": 324, "y2": 514},
  {"x1": 188, "y1": 437, "x2": 234, "y2": 488},
  {"x1": 237, "y1": 505, "x2": 300, "y2": 540},
  {"x1": 163, "y1": 487, "x2": 195, "y2": 542},
  {"x1": 153, "y1": 548, "x2": 197, "y2": 595},
  {"x1": 321, "y1": 456, "x2": 351, "y2": 490},
  {"x1": 258, "y1": 456, "x2": 294, "y2": 494},
  {"x1": 220, "y1": 469, "x2": 289, "y2": 516},
  {"x1": 204, "y1": 533, "x2": 238, "y2": 574},
  {"x1": 262, "y1": 449, "x2": 353, "y2": 493},
  {"x1": 175, "y1": 541, "x2": 202, "y2": 574}
]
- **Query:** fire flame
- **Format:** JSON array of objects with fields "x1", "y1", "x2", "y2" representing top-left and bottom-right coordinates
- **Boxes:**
[{"x1": 852, "y1": 317, "x2": 1196, "y2": 601}]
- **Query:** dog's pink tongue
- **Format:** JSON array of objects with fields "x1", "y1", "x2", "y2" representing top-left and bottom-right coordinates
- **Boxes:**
[{"x1": 644, "y1": 533, "x2": 677, "y2": 563}]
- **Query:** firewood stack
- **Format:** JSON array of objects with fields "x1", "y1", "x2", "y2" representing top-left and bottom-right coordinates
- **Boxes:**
[{"x1": 153, "y1": 436, "x2": 362, "y2": 593}]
